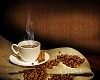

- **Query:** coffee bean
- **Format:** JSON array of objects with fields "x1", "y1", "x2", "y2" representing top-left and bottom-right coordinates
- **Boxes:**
[{"x1": 23, "y1": 54, "x2": 85, "y2": 80}]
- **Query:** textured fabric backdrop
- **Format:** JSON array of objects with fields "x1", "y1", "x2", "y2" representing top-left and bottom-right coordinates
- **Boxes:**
[{"x1": 2, "y1": 0, "x2": 100, "y2": 53}]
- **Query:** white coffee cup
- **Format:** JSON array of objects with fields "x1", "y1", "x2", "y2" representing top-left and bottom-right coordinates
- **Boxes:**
[{"x1": 11, "y1": 40, "x2": 40, "y2": 62}]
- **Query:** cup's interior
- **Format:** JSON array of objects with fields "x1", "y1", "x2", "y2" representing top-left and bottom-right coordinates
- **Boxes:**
[{"x1": 18, "y1": 40, "x2": 40, "y2": 48}]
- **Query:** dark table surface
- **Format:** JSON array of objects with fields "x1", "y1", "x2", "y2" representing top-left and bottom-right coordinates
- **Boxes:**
[{"x1": 85, "y1": 55, "x2": 100, "y2": 80}]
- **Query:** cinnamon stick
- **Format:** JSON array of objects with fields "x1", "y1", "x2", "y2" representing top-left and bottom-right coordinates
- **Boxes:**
[
  {"x1": 38, "y1": 51, "x2": 42, "y2": 62},
  {"x1": 38, "y1": 50, "x2": 45, "y2": 62},
  {"x1": 41, "y1": 50, "x2": 45, "y2": 61}
]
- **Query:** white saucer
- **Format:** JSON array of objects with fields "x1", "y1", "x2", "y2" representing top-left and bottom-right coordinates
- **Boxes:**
[{"x1": 9, "y1": 52, "x2": 50, "y2": 66}]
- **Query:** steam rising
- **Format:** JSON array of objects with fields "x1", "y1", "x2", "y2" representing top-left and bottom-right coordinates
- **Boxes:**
[{"x1": 25, "y1": 13, "x2": 34, "y2": 40}]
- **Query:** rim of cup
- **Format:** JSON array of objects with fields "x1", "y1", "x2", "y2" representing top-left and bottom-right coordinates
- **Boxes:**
[{"x1": 18, "y1": 40, "x2": 40, "y2": 49}]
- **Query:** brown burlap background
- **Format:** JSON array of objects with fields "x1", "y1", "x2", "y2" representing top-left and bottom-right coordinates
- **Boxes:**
[
  {"x1": 0, "y1": 36, "x2": 25, "y2": 80},
  {"x1": 3, "y1": 0, "x2": 100, "y2": 53},
  {"x1": 0, "y1": 35, "x2": 94, "y2": 80},
  {"x1": 1, "y1": 0, "x2": 100, "y2": 79}
]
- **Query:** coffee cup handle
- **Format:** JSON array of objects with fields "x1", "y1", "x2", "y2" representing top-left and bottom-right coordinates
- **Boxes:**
[{"x1": 11, "y1": 44, "x2": 19, "y2": 55}]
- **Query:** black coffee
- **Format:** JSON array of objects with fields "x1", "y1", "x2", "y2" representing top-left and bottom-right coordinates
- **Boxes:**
[{"x1": 21, "y1": 45, "x2": 37, "y2": 48}]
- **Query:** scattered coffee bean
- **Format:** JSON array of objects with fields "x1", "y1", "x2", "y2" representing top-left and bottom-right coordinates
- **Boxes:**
[{"x1": 23, "y1": 53, "x2": 85, "y2": 80}]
